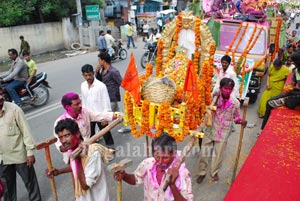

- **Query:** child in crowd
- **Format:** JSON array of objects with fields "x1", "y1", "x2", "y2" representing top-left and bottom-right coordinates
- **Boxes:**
[{"x1": 22, "y1": 50, "x2": 37, "y2": 99}]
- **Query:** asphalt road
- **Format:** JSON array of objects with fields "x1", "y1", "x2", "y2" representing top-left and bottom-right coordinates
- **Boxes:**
[{"x1": 15, "y1": 38, "x2": 263, "y2": 201}]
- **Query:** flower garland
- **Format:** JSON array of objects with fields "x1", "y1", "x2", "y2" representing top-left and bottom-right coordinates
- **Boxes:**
[
  {"x1": 156, "y1": 102, "x2": 176, "y2": 140},
  {"x1": 194, "y1": 16, "x2": 201, "y2": 73},
  {"x1": 232, "y1": 23, "x2": 249, "y2": 67},
  {"x1": 226, "y1": 23, "x2": 243, "y2": 55},
  {"x1": 237, "y1": 25, "x2": 257, "y2": 96},
  {"x1": 124, "y1": 92, "x2": 139, "y2": 138},
  {"x1": 240, "y1": 27, "x2": 265, "y2": 75},
  {"x1": 139, "y1": 63, "x2": 153, "y2": 85},
  {"x1": 125, "y1": 95, "x2": 154, "y2": 138},
  {"x1": 240, "y1": 54, "x2": 268, "y2": 75},
  {"x1": 199, "y1": 80, "x2": 206, "y2": 123},
  {"x1": 271, "y1": 17, "x2": 282, "y2": 62},
  {"x1": 183, "y1": 106, "x2": 190, "y2": 137},
  {"x1": 141, "y1": 100, "x2": 153, "y2": 137},
  {"x1": 156, "y1": 39, "x2": 164, "y2": 77},
  {"x1": 247, "y1": 27, "x2": 263, "y2": 53},
  {"x1": 235, "y1": 24, "x2": 256, "y2": 74},
  {"x1": 167, "y1": 13, "x2": 182, "y2": 60},
  {"x1": 206, "y1": 44, "x2": 215, "y2": 104},
  {"x1": 237, "y1": 25, "x2": 265, "y2": 96}
]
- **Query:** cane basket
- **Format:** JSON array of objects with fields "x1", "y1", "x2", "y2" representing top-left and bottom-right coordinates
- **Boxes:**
[{"x1": 141, "y1": 77, "x2": 176, "y2": 104}]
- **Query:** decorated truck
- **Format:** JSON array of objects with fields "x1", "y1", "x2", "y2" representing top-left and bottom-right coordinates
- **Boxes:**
[{"x1": 209, "y1": 16, "x2": 282, "y2": 103}]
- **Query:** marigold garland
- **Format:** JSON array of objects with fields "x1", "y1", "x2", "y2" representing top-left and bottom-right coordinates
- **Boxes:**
[
  {"x1": 140, "y1": 100, "x2": 153, "y2": 137},
  {"x1": 241, "y1": 54, "x2": 268, "y2": 75},
  {"x1": 194, "y1": 16, "x2": 201, "y2": 73},
  {"x1": 232, "y1": 23, "x2": 249, "y2": 67},
  {"x1": 124, "y1": 92, "x2": 139, "y2": 138},
  {"x1": 206, "y1": 44, "x2": 215, "y2": 104},
  {"x1": 167, "y1": 13, "x2": 182, "y2": 60},
  {"x1": 156, "y1": 102, "x2": 176, "y2": 140},
  {"x1": 247, "y1": 27, "x2": 263, "y2": 53},
  {"x1": 235, "y1": 24, "x2": 257, "y2": 74},
  {"x1": 271, "y1": 17, "x2": 282, "y2": 61},
  {"x1": 139, "y1": 63, "x2": 153, "y2": 85},
  {"x1": 237, "y1": 25, "x2": 264, "y2": 96},
  {"x1": 156, "y1": 39, "x2": 164, "y2": 77},
  {"x1": 226, "y1": 23, "x2": 243, "y2": 55}
]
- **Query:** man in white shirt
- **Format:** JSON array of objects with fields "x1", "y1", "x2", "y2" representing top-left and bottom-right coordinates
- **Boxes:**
[
  {"x1": 81, "y1": 64, "x2": 115, "y2": 149},
  {"x1": 212, "y1": 55, "x2": 239, "y2": 132},
  {"x1": 143, "y1": 21, "x2": 150, "y2": 42},
  {"x1": 47, "y1": 118, "x2": 111, "y2": 201},
  {"x1": 105, "y1": 30, "x2": 116, "y2": 57},
  {"x1": 213, "y1": 55, "x2": 239, "y2": 99}
]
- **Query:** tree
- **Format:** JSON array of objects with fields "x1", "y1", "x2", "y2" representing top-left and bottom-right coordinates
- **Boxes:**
[
  {"x1": 0, "y1": 0, "x2": 106, "y2": 27},
  {"x1": 0, "y1": 0, "x2": 76, "y2": 27},
  {"x1": 0, "y1": 0, "x2": 34, "y2": 27},
  {"x1": 30, "y1": 0, "x2": 76, "y2": 23}
]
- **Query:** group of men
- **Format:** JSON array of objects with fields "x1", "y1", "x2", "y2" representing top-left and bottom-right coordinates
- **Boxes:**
[
  {"x1": 0, "y1": 50, "x2": 134, "y2": 200},
  {"x1": 97, "y1": 30, "x2": 118, "y2": 57},
  {"x1": 3, "y1": 31, "x2": 298, "y2": 201},
  {"x1": 0, "y1": 44, "x2": 251, "y2": 201}
]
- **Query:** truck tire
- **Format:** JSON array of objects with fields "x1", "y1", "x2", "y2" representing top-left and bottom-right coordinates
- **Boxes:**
[{"x1": 248, "y1": 93, "x2": 258, "y2": 104}]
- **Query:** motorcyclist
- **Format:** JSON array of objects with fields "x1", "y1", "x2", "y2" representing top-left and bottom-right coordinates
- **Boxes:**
[
  {"x1": 105, "y1": 30, "x2": 116, "y2": 57},
  {"x1": 146, "y1": 28, "x2": 161, "y2": 43},
  {"x1": 0, "y1": 48, "x2": 29, "y2": 107},
  {"x1": 144, "y1": 28, "x2": 161, "y2": 50}
]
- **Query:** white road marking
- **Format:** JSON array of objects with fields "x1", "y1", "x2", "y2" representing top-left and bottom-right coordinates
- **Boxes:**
[
  {"x1": 25, "y1": 102, "x2": 61, "y2": 120},
  {"x1": 24, "y1": 70, "x2": 146, "y2": 120}
]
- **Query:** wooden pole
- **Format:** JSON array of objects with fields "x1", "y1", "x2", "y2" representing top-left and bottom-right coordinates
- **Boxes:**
[
  {"x1": 36, "y1": 137, "x2": 58, "y2": 201},
  {"x1": 45, "y1": 146, "x2": 58, "y2": 201},
  {"x1": 107, "y1": 159, "x2": 132, "y2": 201},
  {"x1": 70, "y1": 117, "x2": 123, "y2": 158},
  {"x1": 231, "y1": 97, "x2": 249, "y2": 183},
  {"x1": 117, "y1": 181, "x2": 122, "y2": 201},
  {"x1": 146, "y1": 135, "x2": 149, "y2": 158}
]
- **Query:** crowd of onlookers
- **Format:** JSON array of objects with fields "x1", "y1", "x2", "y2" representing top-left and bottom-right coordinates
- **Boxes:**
[{"x1": 257, "y1": 15, "x2": 300, "y2": 128}]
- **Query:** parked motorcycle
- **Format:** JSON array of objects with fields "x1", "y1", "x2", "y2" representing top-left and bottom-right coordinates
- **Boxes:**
[
  {"x1": 246, "y1": 44, "x2": 274, "y2": 104},
  {"x1": 0, "y1": 72, "x2": 51, "y2": 107},
  {"x1": 246, "y1": 68, "x2": 265, "y2": 104},
  {"x1": 140, "y1": 42, "x2": 157, "y2": 68},
  {"x1": 110, "y1": 40, "x2": 127, "y2": 61}
]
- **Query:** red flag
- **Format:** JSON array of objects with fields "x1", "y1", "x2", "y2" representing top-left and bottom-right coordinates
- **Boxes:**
[
  {"x1": 183, "y1": 60, "x2": 199, "y2": 101},
  {"x1": 121, "y1": 53, "x2": 141, "y2": 104}
]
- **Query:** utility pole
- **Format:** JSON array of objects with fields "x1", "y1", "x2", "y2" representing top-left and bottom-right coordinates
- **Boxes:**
[
  {"x1": 128, "y1": 0, "x2": 131, "y2": 22},
  {"x1": 76, "y1": 0, "x2": 83, "y2": 46}
]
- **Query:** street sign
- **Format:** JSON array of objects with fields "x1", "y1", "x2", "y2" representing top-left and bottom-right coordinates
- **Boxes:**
[{"x1": 86, "y1": 5, "x2": 100, "y2": 21}]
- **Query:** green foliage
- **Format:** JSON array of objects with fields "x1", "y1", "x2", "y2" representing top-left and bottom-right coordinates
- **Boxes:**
[
  {"x1": 188, "y1": 0, "x2": 202, "y2": 18},
  {"x1": 0, "y1": 0, "x2": 76, "y2": 27},
  {"x1": 0, "y1": 0, "x2": 34, "y2": 27},
  {"x1": 89, "y1": 0, "x2": 105, "y2": 8}
]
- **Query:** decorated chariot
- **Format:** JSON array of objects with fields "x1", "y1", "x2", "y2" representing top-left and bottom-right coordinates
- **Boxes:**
[{"x1": 123, "y1": 11, "x2": 216, "y2": 145}]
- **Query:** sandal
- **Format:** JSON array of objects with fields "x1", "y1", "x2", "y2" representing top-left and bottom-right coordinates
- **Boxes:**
[{"x1": 268, "y1": 98, "x2": 285, "y2": 108}]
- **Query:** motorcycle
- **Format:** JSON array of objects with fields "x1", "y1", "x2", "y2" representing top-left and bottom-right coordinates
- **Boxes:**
[
  {"x1": 0, "y1": 72, "x2": 51, "y2": 107},
  {"x1": 246, "y1": 44, "x2": 274, "y2": 104},
  {"x1": 110, "y1": 40, "x2": 127, "y2": 61},
  {"x1": 246, "y1": 68, "x2": 265, "y2": 104},
  {"x1": 140, "y1": 42, "x2": 157, "y2": 68}
]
